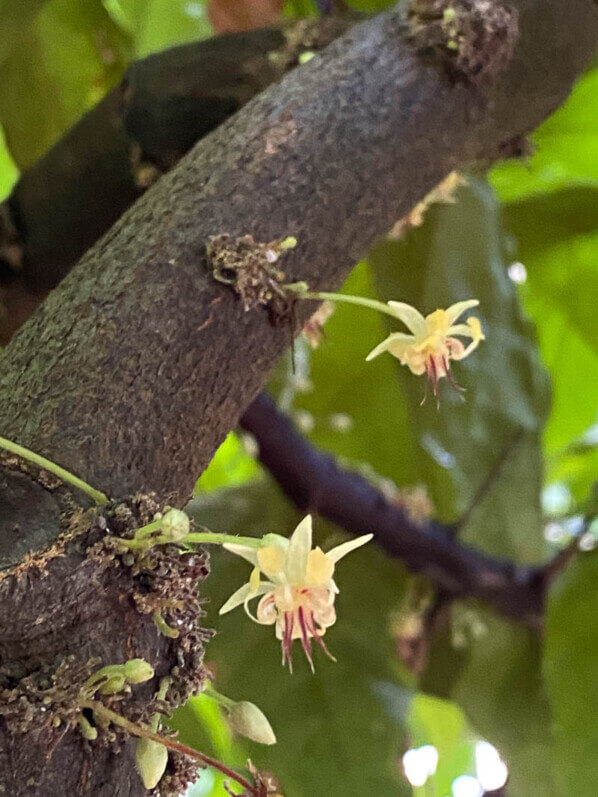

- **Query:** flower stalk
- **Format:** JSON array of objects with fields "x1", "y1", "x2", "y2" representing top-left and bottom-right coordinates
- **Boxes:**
[
  {"x1": 116, "y1": 508, "x2": 265, "y2": 553},
  {"x1": 285, "y1": 283, "x2": 485, "y2": 398},
  {"x1": 0, "y1": 434, "x2": 109, "y2": 505},
  {"x1": 79, "y1": 698, "x2": 257, "y2": 795}
]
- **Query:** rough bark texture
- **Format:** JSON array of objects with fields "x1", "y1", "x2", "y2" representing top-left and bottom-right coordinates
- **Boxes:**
[
  {"x1": 0, "y1": 1, "x2": 596, "y2": 794},
  {"x1": 0, "y1": 480, "x2": 211, "y2": 797},
  {"x1": 0, "y1": 19, "x2": 350, "y2": 341},
  {"x1": 0, "y1": 0, "x2": 595, "y2": 507}
]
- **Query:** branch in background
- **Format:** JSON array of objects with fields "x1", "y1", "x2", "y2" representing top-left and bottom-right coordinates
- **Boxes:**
[
  {"x1": 241, "y1": 394, "x2": 547, "y2": 625},
  {"x1": 0, "y1": 5, "x2": 594, "y2": 791},
  {"x1": 0, "y1": 0, "x2": 593, "y2": 591},
  {"x1": 0, "y1": 18, "x2": 350, "y2": 342}
]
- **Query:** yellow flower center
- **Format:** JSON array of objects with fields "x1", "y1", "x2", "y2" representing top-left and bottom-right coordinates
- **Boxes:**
[
  {"x1": 305, "y1": 547, "x2": 335, "y2": 585},
  {"x1": 257, "y1": 545, "x2": 285, "y2": 578}
]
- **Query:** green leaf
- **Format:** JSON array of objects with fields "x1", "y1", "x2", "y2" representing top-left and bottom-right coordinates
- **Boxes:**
[
  {"x1": 490, "y1": 68, "x2": 598, "y2": 202},
  {"x1": 0, "y1": 0, "x2": 48, "y2": 64},
  {"x1": 366, "y1": 177, "x2": 554, "y2": 794},
  {"x1": 185, "y1": 479, "x2": 410, "y2": 797},
  {"x1": 422, "y1": 607, "x2": 555, "y2": 797},
  {"x1": 545, "y1": 551, "x2": 598, "y2": 796},
  {"x1": 548, "y1": 439, "x2": 598, "y2": 507},
  {"x1": 369, "y1": 177, "x2": 550, "y2": 561},
  {"x1": 0, "y1": 0, "x2": 130, "y2": 168},
  {"x1": 502, "y1": 189, "x2": 598, "y2": 459},
  {"x1": 0, "y1": 125, "x2": 18, "y2": 200},
  {"x1": 195, "y1": 432, "x2": 258, "y2": 493},
  {"x1": 408, "y1": 693, "x2": 476, "y2": 797},
  {"x1": 110, "y1": 0, "x2": 212, "y2": 57}
]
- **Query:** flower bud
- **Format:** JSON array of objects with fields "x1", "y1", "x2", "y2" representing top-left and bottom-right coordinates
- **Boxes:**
[
  {"x1": 98, "y1": 674, "x2": 126, "y2": 695},
  {"x1": 279, "y1": 236, "x2": 297, "y2": 251},
  {"x1": 78, "y1": 714, "x2": 98, "y2": 740},
  {"x1": 228, "y1": 701, "x2": 276, "y2": 745},
  {"x1": 135, "y1": 738, "x2": 168, "y2": 789},
  {"x1": 123, "y1": 658, "x2": 154, "y2": 684},
  {"x1": 161, "y1": 509, "x2": 190, "y2": 541}
]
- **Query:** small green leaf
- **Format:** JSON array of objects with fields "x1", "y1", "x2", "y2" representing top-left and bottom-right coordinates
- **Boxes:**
[{"x1": 0, "y1": 0, "x2": 130, "y2": 168}]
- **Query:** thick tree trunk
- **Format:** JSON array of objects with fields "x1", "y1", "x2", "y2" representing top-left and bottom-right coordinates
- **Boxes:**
[{"x1": 0, "y1": 1, "x2": 596, "y2": 794}]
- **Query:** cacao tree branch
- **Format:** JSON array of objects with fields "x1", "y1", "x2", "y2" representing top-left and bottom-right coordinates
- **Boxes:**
[
  {"x1": 0, "y1": 2, "x2": 596, "y2": 794},
  {"x1": 0, "y1": 0, "x2": 595, "y2": 510},
  {"x1": 0, "y1": 18, "x2": 350, "y2": 342}
]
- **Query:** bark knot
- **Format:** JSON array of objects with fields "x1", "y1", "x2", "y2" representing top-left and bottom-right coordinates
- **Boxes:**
[
  {"x1": 207, "y1": 233, "x2": 296, "y2": 315},
  {"x1": 408, "y1": 0, "x2": 519, "y2": 83}
]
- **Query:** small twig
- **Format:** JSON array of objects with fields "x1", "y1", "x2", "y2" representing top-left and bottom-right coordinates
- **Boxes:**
[
  {"x1": 454, "y1": 428, "x2": 524, "y2": 535},
  {"x1": 80, "y1": 700, "x2": 257, "y2": 795}
]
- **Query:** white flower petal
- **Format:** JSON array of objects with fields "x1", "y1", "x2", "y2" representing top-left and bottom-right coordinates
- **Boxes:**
[
  {"x1": 446, "y1": 323, "x2": 476, "y2": 339},
  {"x1": 326, "y1": 533, "x2": 373, "y2": 564},
  {"x1": 365, "y1": 333, "x2": 414, "y2": 362},
  {"x1": 387, "y1": 302, "x2": 427, "y2": 335},
  {"x1": 445, "y1": 299, "x2": 479, "y2": 325},
  {"x1": 219, "y1": 581, "x2": 274, "y2": 615},
  {"x1": 285, "y1": 515, "x2": 312, "y2": 584},
  {"x1": 223, "y1": 542, "x2": 260, "y2": 567}
]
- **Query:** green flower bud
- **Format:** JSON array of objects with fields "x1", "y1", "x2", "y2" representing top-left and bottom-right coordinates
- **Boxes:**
[
  {"x1": 161, "y1": 509, "x2": 190, "y2": 541},
  {"x1": 278, "y1": 236, "x2": 297, "y2": 251},
  {"x1": 135, "y1": 738, "x2": 168, "y2": 789},
  {"x1": 229, "y1": 701, "x2": 276, "y2": 746},
  {"x1": 98, "y1": 674, "x2": 126, "y2": 695},
  {"x1": 123, "y1": 658, "x2": 154, "y2": 684},
  {"x1": 78, "y1": 714, "x2": 98, "y2": 741}
]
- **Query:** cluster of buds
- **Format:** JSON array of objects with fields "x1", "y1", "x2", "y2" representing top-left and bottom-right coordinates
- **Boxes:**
[{"x1": 80, "y1": 658, "x2": 154, "y2": 701}]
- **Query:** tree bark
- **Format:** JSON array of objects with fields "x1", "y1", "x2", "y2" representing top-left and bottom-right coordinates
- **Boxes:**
[
  {"x1": 0, "y1": 1, "x2": 596, "y2": 794},
  {"x1": 0, "y1": 0, "x2": 595, "y2": 503},
  {"x1": 0, "y1": 19, "x2": 350, "y2": 341}
]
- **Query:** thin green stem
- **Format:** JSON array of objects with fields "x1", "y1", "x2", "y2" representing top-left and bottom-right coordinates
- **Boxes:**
[
  {"x1": 79, "y1": 700, "x2": 256, "y2": 794},
  {"x1": 153, "y1": 611, "x2": 179, "y2": 638},
  {"x1": 285, "y1": 284, "x2": 401, "y2": 321},
  {"x1": 134, "y1": 518, "x2": 164, "y2": 539},
  {"x1": 203, "y1": 681, "x2": 235, "y2": 712},
  {"x1": 183, "y1": 532, "x2": 263, "y2": 547},
  {"x1": 0, "y1": 435, "x2": 109, "y2": 505},
  {"x1": 118, "y1": 531, "x2": 262, "y2": 552},
  {"x1": 151, "y1": 677, "x2": 171, "y2": 732}
]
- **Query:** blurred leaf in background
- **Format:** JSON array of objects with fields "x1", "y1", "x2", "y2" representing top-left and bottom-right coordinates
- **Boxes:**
[
  {"x1": 0, "y1": 0, "x2": 131, "y2": 168},
  {"x1": 369, "y1": 177, "x2": 550, "y2": 561},
  {"x1": 186, "y1": 479, "x2": 411, "y2": 796},
  {"x1": 105, "y1": 0, "x2": 212, "y2": 56},
  {"x1": 490, "y1": 69, "x2": 598, "y2": 202},
  {"x1": 491, "y1": 66, "x2": 598, "y2": 515},
  {"x1": 545, "y1": 547, "x2": 598, "y2": 797}
]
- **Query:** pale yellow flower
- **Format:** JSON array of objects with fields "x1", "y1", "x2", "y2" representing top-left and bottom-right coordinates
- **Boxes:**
[
  {"x1": 366, "y1": 299, "x2": 484, "y2": 396},
  {"x1": 219, "y1": 515, "x2": 372, "y2": 671}
]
